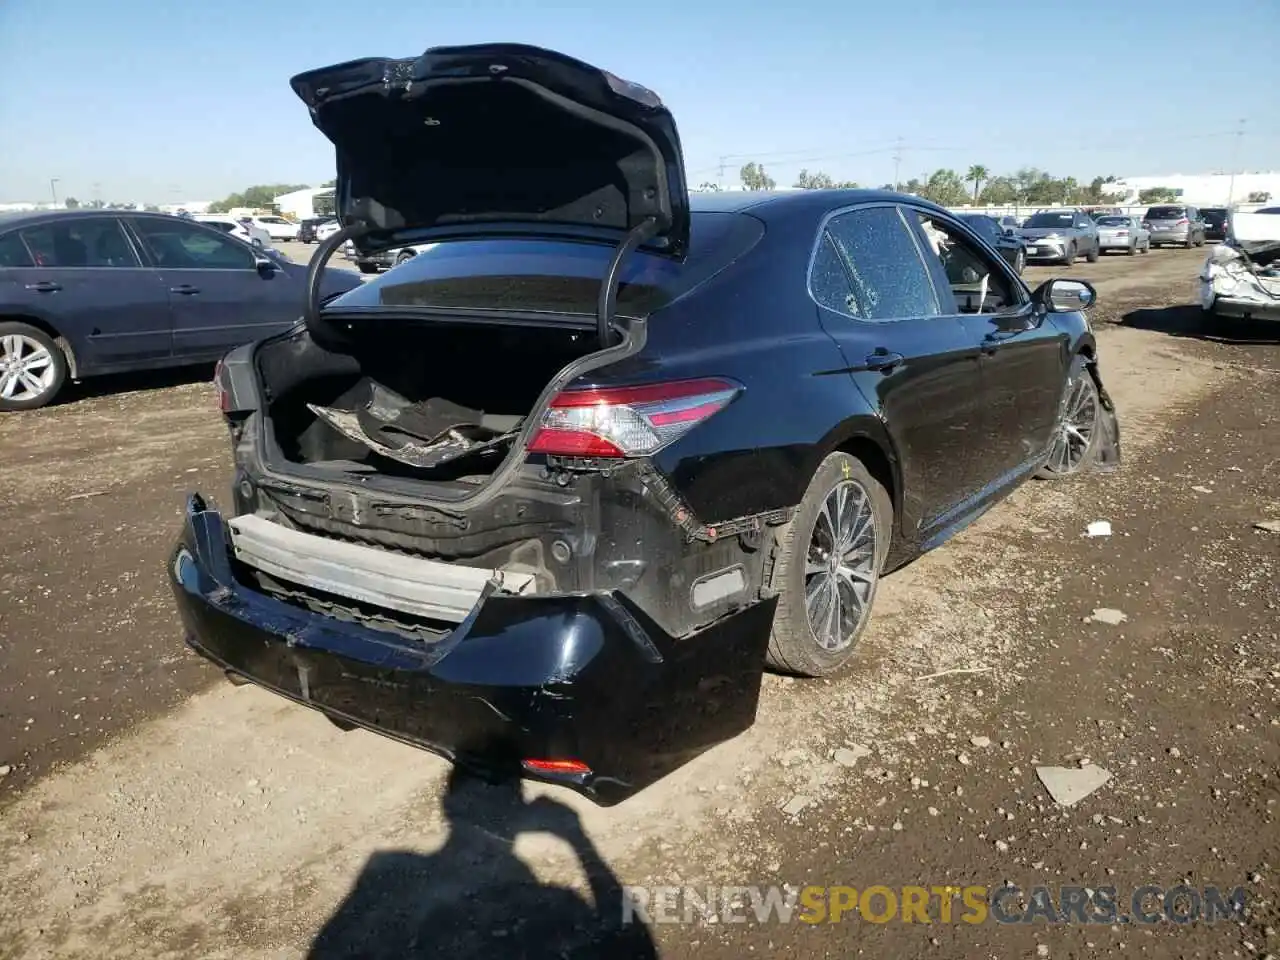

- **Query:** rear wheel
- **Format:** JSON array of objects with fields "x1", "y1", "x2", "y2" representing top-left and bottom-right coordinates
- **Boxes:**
[
  {"x1": 1126, "y1": 242, "x2": 1137, "y2": 256},
  {"x1": 1086, "y1": 241, "x2": 1099, "y2": 263},
  {"x1": 1038, "y1": 356, "x2": 1102, "y2": 479},
  {"x1": 357, "y1": 263, "x2": 379, "y2": 275},
  {"x1": 0, "y1": 322, "x2": 68, "y2": 412},
  {"x1": 395, "y1": 250, "x2": 415, "y2": 267},
  {"x1": 766, "y1": 452, "x2": 892, "y2": 677},
  {"x1": 1013, "y1": 249, "x2": 1025, "y2": 274}
]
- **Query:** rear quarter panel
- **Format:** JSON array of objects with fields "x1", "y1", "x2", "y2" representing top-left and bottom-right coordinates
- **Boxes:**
[{"x1": 593, "y1": 226, "x2": 887, "y2": 524}]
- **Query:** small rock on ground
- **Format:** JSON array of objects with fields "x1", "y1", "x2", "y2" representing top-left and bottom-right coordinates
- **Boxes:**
[{"x1": 1036, "y1": 765, "x2": 1113, "y2": 807}]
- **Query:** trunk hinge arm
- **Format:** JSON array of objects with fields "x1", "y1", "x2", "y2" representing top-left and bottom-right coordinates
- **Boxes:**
[
  {"x1": 304, "y1": 223, "x2": 373, "y2": 329},
  {"x1": 597, "y1": 216, "x2": 659, "y2": 347}
]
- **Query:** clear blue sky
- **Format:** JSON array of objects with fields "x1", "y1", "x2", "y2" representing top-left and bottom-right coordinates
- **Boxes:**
[{"x1": 2, "y1": 0, "x2": 1277, "y2": 204}]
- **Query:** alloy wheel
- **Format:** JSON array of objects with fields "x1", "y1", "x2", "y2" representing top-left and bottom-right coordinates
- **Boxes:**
[
  {"x1": 0, "y1": 334, "x2": 56, "y2": 403},
  {"x1": 803, "y1": 480, "x2": 878, "y2": 652},
  {"x1": 1046, "y1": 373, "x2": 1099, "y2": 473}
]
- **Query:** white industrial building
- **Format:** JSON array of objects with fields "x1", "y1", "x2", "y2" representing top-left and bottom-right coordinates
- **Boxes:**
[
  {"x1": 274, "y1": 186, "x2": 335, "y2": 220},
  {"x1": 1102, "y1": 172, "x2": 1278, "y2": 206}
]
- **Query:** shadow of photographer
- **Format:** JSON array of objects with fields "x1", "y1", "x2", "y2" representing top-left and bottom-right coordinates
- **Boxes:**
[{"x1": 308, "y1": 766, "x2": 657, "y2": 959}]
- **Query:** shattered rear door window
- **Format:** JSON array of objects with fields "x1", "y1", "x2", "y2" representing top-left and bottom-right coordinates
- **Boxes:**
[{"x1": 821, "y1": 207, "x2": 940, "y2": 321}]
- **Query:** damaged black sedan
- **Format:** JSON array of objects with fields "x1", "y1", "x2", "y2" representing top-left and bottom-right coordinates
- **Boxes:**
[{"x1": 169, "y1": 43, "x2": 1120, "y2": 805}]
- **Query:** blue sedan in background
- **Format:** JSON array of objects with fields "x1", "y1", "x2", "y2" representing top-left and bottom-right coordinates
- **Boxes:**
[{"x1": 0, "y1": 210, "x2": 361, "y2": 410}]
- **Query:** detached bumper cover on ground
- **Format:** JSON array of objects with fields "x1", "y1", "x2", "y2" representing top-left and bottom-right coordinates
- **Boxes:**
[{"x1": 168, "y1": 495, "x2": 773, "y2": 805}]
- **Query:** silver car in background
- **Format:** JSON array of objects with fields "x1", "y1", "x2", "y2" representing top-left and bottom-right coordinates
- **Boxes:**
[
  {"x1": 1095, "y1": 215, "x2": 1150, "y2": 255},
  {"x1": 1019, "y1": 210, "x2": 1101, "y2": 265},
  {"x1": 1144, "y1": 204, "x2": 1206, "y2": 248}
]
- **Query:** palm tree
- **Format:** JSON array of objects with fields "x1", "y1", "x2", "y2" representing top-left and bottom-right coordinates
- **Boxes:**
[{"x1": 965, "y1": 165, "x2": 990, "y2": 202}]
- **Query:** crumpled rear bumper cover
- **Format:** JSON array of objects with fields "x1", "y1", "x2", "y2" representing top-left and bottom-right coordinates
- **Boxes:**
[{"x1": 168, "y1": 495, "x2": 773, "y2": 805}]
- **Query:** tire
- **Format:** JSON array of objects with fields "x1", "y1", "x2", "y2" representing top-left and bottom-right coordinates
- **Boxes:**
[
  {"x1": 1061, "y1": 244, "x2": 1076, "y2": 266},
  {"x1": 1126, "y1": 243, "x2": 1137, "y2": 256},
  {"x1": 357, "y1": 263, "x2": 379, "y2": 275},
  {"x1": 1184, "y1": 236, "x2": 1194, "y2": 249},
  {"x1": 394, "y1": 250, "x2": 415, "y2": 267},
  {"x1": 0, "y1": 322, "x2": 68, "y2": 412},
  {"x1": 1013, "y1": 250, "x2": 1025, "y2": 275},
  {"x1": 1038, "y1": 355, "x2": 1102, "y2": 480},
  {"x1": 765, "y1": 452, "x2": 892, "y2": 677},
  {"x1": 1086, "y1": 241, "x2": 1099, "y2": 263}
]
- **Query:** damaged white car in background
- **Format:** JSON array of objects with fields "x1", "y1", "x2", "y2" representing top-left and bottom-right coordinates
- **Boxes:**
[{"x1": 1201, "y1": 212, "x2": 1280, "y2": 321}]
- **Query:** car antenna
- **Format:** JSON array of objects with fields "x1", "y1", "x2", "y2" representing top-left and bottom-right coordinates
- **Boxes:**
[
  {"x1": 597, "y1": 216, "x2": 659, "y2": 348},
  {"x1": 305, "y1": 222, "x2": 371, "y2": 329}
]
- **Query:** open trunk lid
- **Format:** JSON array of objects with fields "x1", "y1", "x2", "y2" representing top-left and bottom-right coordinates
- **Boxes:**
[{"x1": 290, "y1": 43, "x2": 690, "y2": 259}]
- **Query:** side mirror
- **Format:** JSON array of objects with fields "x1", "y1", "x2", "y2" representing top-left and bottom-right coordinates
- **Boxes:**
[
  {"x1": 255, "y1": 258, "x2": 278, "y2": 278},
  {"x1": 1034, "y1": 278, "x2": 1096, "y2": 313}
]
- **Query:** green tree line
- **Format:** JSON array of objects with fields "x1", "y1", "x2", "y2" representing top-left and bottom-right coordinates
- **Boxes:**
[{"x1": 736, "y1": 161, "x2": 1149, "y2": 207}]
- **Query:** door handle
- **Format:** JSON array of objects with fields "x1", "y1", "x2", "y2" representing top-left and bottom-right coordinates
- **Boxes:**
[
  {"x1": 24, "y1": 281, "x2": 61, "y2": 293},
  {"x1": 170, "y1": 285, "x2": 201, "y2": 295},
  {"x1": 864, "y1": 350, "x2": 905, "y2": 373}
]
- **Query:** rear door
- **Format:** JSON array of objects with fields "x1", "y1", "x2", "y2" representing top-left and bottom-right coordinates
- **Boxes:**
[
  {"x1": 127, "y1": 217, "x2": 301, "y2": 360},
  {"x1": 905, "y1": 207, "x2": 1067, "y2": 483},
  {"x1": 7, "y1": 216, "x2": 172, "y2": 370},
  {"x1": 811, "y1": 204, "x2": 989, "y2": 536}
]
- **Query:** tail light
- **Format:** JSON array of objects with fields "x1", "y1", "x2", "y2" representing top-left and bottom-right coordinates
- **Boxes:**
[
  {"x1": 521, "y1": 758, "x2": 592, "y2": 777},
  {"x1": 1176, "y1": 218, "x2": 1189, "y2": 225},
  {"x1": 1116, "y1": 230, "x2": 1129, "y2": 236},
  {"x1": 527, "y1": 377, "x2": 742, "y2": 458}
]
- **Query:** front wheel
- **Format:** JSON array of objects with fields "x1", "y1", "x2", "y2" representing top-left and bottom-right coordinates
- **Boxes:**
[
  {"x1": 1038, "y1": 357, "x2": 1102, "y2": 479},
  {"x1": 1086, "y1": 242, "x2": 1099, "y2": 263},
  {"x1": 766, "y1": 452, "x2": 892, "y2": 677},
  {"x1": 0, "y1": 323, "x2": 68, "y2": 412},
  {"x1": 1062, "y1": 244, "x2": 1077, "y2": 266},
  {"x1": 357, "y1": 263, "x2": 379, "y2": 275},
  {"x1": 394, "y1": 250, "x2": 415, "y2": 267}
]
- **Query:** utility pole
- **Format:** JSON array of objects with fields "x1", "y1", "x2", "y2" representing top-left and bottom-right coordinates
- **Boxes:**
[
  {"x1": 718, "y1": 155, "x2": 727, "y2": 182},
  {"x1": 1226, "y1": 119, "x2": 1245, "y2": 206},
  {"x1": 49, "y1": 178, "x2": 60, "y2": 208},
  {"x1": 892, "y1": 137, "x2": 904, "y2": 192}
]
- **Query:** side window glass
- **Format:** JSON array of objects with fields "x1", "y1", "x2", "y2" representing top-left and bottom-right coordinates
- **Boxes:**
[
  {"x1": 810, "y1": 232, "x2": 857, "y2": 315},
  {"x1": 822, "y1": 207, "x2": 939, "y2": 321},
  {"x1": 19, "y1": 218, "x2": 141, "y2": 268},
  {"x1": 132, "y1": 220, "x2": 256, "y2": 270},
  {"x1": 0, "y1": 232, "x2": 34, "y2": 267},
  {"x1": 909, "y1": 212, "x2": 1023, "y2": 315}
]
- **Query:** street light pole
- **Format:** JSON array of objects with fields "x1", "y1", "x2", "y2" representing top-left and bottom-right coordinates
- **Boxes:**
[
  {"x1": 49, "y1": 178, "x2": 60, "y2": 208},
  {"x1": 1226, "y1": 119, "x2": 1245, "y2": 206}
]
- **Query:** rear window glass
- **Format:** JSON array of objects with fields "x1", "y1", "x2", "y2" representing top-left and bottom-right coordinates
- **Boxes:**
[
  {"x1": 1096, "y1": 217, "x2": 1129, "y2": 226},
  {"x1": 1024, "y1": 212, "x2": 1075, "y2": 228},
  {"x1": 1145, "y1": 206, "x2": 1185, "y2": 219},
  {"x1": 0, "y1": 231, "x2": 34, "y2": 267},
  {"x1": 330, "y1": 211, "x2": 764, "y2": 318}
]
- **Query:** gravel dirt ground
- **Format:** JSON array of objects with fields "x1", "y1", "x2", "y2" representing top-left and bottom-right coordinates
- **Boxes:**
[{"x1": 1, "y1": 246, "x2": 1277, "y2": 959}]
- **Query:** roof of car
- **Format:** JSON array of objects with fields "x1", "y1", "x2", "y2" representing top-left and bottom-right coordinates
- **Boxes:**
[
  {"x1": 0, "y1": 208, "x2": 193, "y2": 230},
  {"x1": 693, "y1": 188, "x2": 907, "y2": 213}
]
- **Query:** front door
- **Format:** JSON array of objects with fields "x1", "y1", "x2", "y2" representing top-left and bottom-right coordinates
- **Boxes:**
[
  {"x1": 126, "y1": 218, "x2": 297, "y2": 360},
  {"x1": 9, "y1": 216, "x2": 172, "y2": 370},
  {"x1": 812, "y1": 205, "x2": 989, "y2": 537},
  {"x1": 906, "y1": 208, "x2": 1068, "y2": 481}
]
